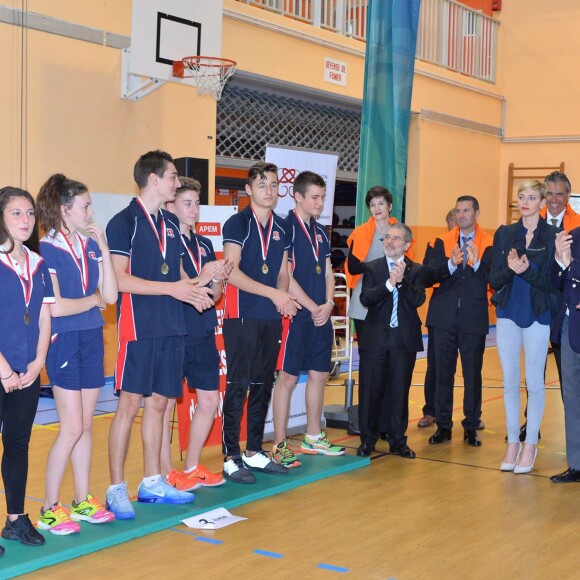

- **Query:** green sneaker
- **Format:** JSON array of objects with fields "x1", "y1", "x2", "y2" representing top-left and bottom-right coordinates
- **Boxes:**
[
  {"x1": 273, "y1": 440, "x2": 301, "y2": 468},
  {"x1": 301, "y1": 431, "x2": 345, "y2": 456}
]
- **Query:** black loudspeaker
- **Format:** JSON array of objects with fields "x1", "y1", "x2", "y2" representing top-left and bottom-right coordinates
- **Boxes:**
[{"x1": 174, "y1": 157, "x2": 209, "y2": 205}]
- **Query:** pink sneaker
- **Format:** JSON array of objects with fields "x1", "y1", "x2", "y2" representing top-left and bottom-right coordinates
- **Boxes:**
[
  {"x1": 70, "y1": 494, "x2": 115, "y2": 524},
  {"x1": 37, "y1": 502, "x2": 81, "y2": 535}
]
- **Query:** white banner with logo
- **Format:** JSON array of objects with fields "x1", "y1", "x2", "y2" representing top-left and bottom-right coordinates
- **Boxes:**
[{"x1": 265, "y1": 145, "x2": 339, "y2": 226}]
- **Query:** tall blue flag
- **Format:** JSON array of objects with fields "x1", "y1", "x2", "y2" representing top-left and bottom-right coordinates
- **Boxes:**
[{"x1": 356, "y1": 0, "x2": 421, "y2": 224}]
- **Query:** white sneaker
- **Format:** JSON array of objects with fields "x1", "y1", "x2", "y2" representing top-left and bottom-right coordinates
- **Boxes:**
[
  {"x1": 242, "y1": 450, "x2": 289, "y2": 474},
  {"x1": 106, "y1": 481, "x2": 135, "y2": 520},
  {"x1": 223, "y1": 455, "x2": 256, "y2": 484}
]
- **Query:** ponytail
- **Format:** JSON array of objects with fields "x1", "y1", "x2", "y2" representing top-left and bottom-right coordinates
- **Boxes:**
[{"x1": 37, "y1": 173, "x2": 87, "y2": 235}]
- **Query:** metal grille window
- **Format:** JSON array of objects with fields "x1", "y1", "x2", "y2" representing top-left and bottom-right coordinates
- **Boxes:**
[{"x1": 216, "y1": 85, "x2": 361, "y2": 174}]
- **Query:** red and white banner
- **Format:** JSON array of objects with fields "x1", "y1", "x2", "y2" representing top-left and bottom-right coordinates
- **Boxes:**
[{"x1": 265, "y1": 145, "x2": 339, "y2": 226}]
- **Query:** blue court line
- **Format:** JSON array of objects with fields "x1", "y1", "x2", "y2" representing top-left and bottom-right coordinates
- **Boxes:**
[
  {"x1": 253, "y1": 549, "x2": 283, "y2": 559},
  {"x1": 317, "y1": 563, "x2": 349, "y2": 573},
  {"x1": 195, "y1": 536, "x2": 223, "y2": 545}
]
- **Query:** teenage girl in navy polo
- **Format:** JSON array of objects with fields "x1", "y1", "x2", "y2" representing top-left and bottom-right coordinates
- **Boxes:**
[
  {"x1": 36, "y1": 174, "x2": 118, "y2": 535},
  {"x1": 0, "y1": 187, "x2": 54, "y2": 555},
  {"x1": 161, "y1": 177, "x2": 231, "y2": 490}
]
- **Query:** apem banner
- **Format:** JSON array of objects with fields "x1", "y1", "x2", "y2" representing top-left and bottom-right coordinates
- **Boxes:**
[{"x1": 265, "y1": 144, "x2": 339, "y2": 226}]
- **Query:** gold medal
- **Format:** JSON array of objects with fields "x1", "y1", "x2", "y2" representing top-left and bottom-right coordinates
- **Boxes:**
[
  {"x1": 262, "y1": 263, "x2": 269, "y2": 275},
  {"x1": 316, "y1": 264, "x2": 322, "y2": 274},
  {"x1": 161, "y1": 263, "x2": 169, "y2": 275},
  {"x1": 24, "y1": 310, "x2": 30, "y2": 325}
]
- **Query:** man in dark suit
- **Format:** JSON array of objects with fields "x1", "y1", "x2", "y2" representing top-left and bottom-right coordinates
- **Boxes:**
[
  {"x1": 423, "y1": 196, "x2": 493, "y2": 447},
  {"x1": 353, "y1": 223, "x2": 426, "y2": 458},
  {"x1": 550, "y1": 228, "x2": 580, "y2": 483}
]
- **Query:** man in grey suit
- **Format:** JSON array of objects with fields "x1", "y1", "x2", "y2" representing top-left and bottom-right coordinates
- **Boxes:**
[{"x1": 550, "y1": 227, "x2": 580, "y2": 483}]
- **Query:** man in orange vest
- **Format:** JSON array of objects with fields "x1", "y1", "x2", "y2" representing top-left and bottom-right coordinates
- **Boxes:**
[
  {"x1": 542, "y1": 171, "x2": 580, "y2": 231},
  {"x1": 422, "y1": 196, "x2": 493, "y2": 447}
]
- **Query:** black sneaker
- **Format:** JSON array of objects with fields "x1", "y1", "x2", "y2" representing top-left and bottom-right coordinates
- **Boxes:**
[
  {"x1": 1, "y1": 514, "x2": 45, "y2": 546},
  {"x1": 242, "y1": 450, "x2": 289, "y2": 474},
  {"x1": 223, "y1": 455, "x2": 256, "y2": 484}
]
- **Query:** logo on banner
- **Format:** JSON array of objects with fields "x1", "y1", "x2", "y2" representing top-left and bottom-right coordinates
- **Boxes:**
[
  {"x1": 197, "y1": 222, "x2": 221, "y2": 236},
  {"x1": 278, "y1": 168, "x2": 299, "y2": 198}
]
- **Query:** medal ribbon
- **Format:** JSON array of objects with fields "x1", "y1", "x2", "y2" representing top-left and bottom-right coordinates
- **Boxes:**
[
  {"x1": 181, "y1": 230, "x2": 201, "y2": 275},
  {"x1": 7, "y1": 250, "x2": 32, "y2": 312},
  {"x1": 294, "y1": 210, "x2": 319, "y2": 265},
  {"x1": 60, "y1": 230, "x2": 89, "y2": 294},
  {"x1": 135, "y1": 197, "x2": 167, "y2": 263},
  {"x1": 251, "y1": 209, "x2": 274, "y2": 264}
]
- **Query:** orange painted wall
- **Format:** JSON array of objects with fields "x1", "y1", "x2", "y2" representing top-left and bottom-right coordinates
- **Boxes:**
[{"x1": 7, "y1": 0, "x2": 580, "y2": 373}]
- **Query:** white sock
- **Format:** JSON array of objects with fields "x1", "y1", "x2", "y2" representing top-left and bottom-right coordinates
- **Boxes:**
[
  {"x1": 184, "y1": 465, "x2": 198, "y2": 473},
  {"x1": 307, "y1": 433, "x2": 322, "y2": 440},
  {"x1": 143, "y1": 474, "x2": 161, "y2": 487}
]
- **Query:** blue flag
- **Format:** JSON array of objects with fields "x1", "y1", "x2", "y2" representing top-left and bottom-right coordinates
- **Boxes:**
[{"x1": 356, "y1": 0, "x2": 421, "y2": 224}]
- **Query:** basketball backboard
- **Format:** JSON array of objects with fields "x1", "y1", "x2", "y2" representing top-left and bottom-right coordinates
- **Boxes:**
[{"x1": 122, "y1": 0, "x2": 224, "y2": 99}]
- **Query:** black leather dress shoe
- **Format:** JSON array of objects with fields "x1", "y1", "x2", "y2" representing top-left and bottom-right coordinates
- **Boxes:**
[
  {"x1": 428, "y1": 428, "x2": 452, "y2": 444},
  {"x1": 550, "y1": 467, "x2": 580, "y2": 483},
  {"x1": 356, "y1": 443, "x2": 375, "y2": 457},
  {"x1": 464, "y1": 429, "x2": 482, "y2": 447},
  {"x1": 390, "y1": 443, "x2": 416, "y2": 459}
]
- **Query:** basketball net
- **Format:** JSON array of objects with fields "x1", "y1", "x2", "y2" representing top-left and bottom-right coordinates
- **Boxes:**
[{"x1": 173, "y1": 56, "x2": 237, "y2": 101}]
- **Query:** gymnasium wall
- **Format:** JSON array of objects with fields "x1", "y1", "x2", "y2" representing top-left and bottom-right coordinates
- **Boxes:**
[
  {"x1": 496, "y1": 0, "x2": 580, "y2": 210},
  {"x1": 1, "y1": 0, "x2": 577, "y2": 374}
]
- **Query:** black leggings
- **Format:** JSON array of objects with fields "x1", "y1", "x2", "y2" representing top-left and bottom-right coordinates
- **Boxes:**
[{"x1": 0, "y1": 376, "x2": 40, "y2": 515}]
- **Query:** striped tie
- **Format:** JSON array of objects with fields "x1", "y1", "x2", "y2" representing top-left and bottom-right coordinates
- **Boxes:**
[
  {"x1": 462, "y1": 236, "x2": 469, "y2": 268},
  {"x1": 390, "y1": 262, "x2": 398, "y2": 328}
]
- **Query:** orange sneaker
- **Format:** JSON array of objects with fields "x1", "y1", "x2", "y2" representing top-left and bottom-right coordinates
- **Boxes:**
[{"x1": 166, "y1": 465, "x2": 225, "y2": 491}]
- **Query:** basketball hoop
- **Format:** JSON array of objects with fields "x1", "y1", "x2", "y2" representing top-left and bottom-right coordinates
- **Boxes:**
[{"x1": 172, "y1": 56, "x2": 237, "y2": 101}]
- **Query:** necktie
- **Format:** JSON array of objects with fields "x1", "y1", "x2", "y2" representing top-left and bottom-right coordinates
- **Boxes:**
[
  {"x1": 389, "y1": 262, "x2": 398, "y2": 328},
  {"x1": 550, "y1": 218, "x2": 558, "y2": 227},
  {"x1": 461, "y1": 236, "x2": 469, "y2": 268}
]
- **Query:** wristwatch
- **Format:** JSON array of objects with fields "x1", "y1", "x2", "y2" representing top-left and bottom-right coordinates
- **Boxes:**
[{"x1": 327, "y1": 299, "x2": 335, "y2": 307}]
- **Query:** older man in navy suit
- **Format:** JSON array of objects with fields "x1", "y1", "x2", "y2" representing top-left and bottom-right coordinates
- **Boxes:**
[
  {"x1": 550, "y1": 227, "x2": 580, "y2": 483},
  {"x1": 351, "y1": 223, "x2": 426, "y2": 459}
]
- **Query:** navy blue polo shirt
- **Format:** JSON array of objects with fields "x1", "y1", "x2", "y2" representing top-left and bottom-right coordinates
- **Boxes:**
[
  {"x1": 285, "y1": 211, "x2": 331, "y2": 320},
  {"x1": 40, "y1": 230, "x2": 103, "y2": 332},
  {"x1": 223, "y1": 205, "x2": 289, "y2": 320},
  {"x1": 181, "y1": 231, "x2": 218, "y2": 342},
  {"x1": 106, "y1": 198, "x2": 186, "y2": 341},
  {"x1": 0, "y1": 247, "x2": 55, "y2": 372}
]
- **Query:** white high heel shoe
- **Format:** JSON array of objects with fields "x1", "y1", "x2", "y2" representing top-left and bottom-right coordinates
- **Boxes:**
[
  {"x1": 500, "y1": 442, "x2": 522, "y2": 472},
  {"x1": 514, "y1": 445, "x2": 538, "y2": 474}
]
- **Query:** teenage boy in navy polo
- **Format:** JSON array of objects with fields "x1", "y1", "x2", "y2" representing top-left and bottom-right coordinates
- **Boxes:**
[
  {"x1": 221, "y1": 161, "x2": 301, "y2": 484},
  {"x1": 105, "y1": 150, "x2": 214, "y2": 518},
  {"x1": 273, "y1": 171, "x2": 345, "y2": 467}
]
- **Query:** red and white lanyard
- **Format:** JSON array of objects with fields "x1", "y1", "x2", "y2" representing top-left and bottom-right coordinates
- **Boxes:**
[
  {"x1": 251, "y1": 209, "x2": 274, "y2": 267},
  {"x1": 182, "y1": 230, "x2": 201, "y2": 275},
  {"x1": 294, "y1": 210, "x2": 319, "y2": 265},
  {"x1": 60, "y1": 230, "x2": 89, "y2": 294},
  {"x1": 7, "y1": 251, "x2": 32, "y2": 320},
  {"x1": 135, "y1": 197, "x2": 167, "y2": 264},
  {"x1": 293, "y1": 210, "x2": 322, "y2": 274}
]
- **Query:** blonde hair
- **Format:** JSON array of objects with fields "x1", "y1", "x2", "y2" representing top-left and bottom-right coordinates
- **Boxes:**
[{"x1": 518, "y1": 179, "x2": 547, "y2": 199}]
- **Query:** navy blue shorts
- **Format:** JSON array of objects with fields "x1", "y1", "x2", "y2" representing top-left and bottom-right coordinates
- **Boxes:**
[
  {"x1": 184, "y1": 338, "x2": 220, "y2": 391},
  {"x1": 115, "y1": 336, "x2": 185, "y2": 398},
  {"x1": 46, "y1": 327, "x2": 104, "y2": 390},
  {"x1": 279, "y1": 318, "x2": 333, "y2": 376}
]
